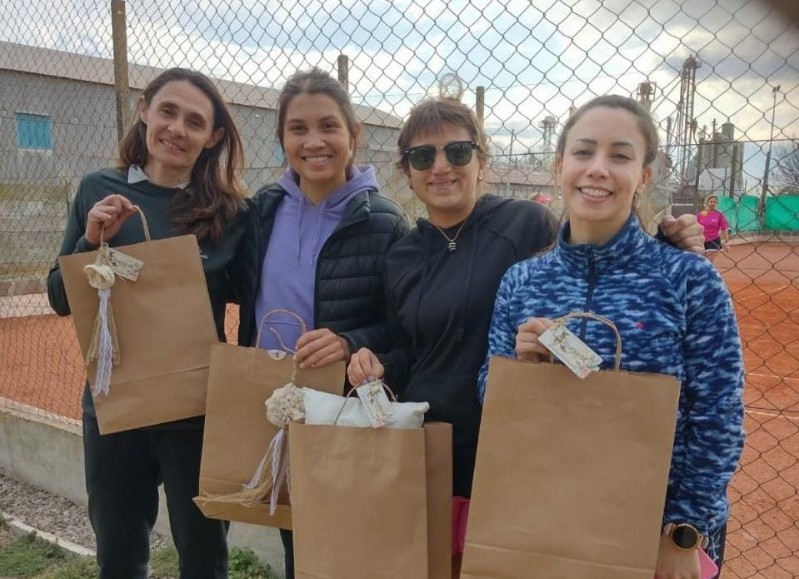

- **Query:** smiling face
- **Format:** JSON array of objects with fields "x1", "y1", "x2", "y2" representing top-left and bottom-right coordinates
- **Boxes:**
[
  {"x1": 281, "y1": 92, "x2": 355, "y2": 203},
  {"x1": 139, "y1": 80, "x2": 223, "y2": 187},
  {"x1": 406, "y1": 123, "x2": 483, "y2": 227},
  {"x1": 557, "y1": 106, "x2": 652, "y2": 245}
]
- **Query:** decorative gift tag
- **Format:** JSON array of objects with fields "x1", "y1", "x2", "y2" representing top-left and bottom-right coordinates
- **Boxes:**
[
  {"x1": 356, "y1": 380, "x2": 395, "y2": 428},
  {"x1": 538, "y1": 323, "x2": 603, "y2": 379},
  {"x1": 105, "y1": 246, "x2": 144, "y2": 281}
]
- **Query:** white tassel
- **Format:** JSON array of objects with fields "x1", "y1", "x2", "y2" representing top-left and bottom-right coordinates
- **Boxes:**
[
  {"x1": 268, "y1": 429, "x2": 288, "y2": 515},
  {"x1": 91, "y1": 288, "x2": 114, "y2": 396}
]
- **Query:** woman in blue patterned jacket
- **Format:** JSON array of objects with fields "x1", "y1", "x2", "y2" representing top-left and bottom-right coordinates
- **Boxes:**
[{"x1": 477, "y1": 95, "x2": 744, "y2": 579}]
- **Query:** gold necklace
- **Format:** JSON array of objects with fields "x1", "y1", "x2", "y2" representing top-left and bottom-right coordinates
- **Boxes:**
[{"x1": 432, "y1": 218, "x2": 469, "y2": 252}]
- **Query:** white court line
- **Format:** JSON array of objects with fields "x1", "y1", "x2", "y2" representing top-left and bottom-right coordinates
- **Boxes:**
[
  {"x1": 745, "y1": 408, "x2": 799, "y2": 422},
  {"x1": 746, "y1": 372, "x2": 799, "y2": 382}
]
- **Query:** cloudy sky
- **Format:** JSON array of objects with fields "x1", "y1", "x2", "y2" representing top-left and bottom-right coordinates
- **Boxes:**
[{"x1": 2, "y1": 0, "x2": 798, "y2": 188}]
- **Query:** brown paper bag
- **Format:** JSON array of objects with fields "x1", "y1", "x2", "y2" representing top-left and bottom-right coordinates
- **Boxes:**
[
  {"x1": 289, "y1": 421, "x2": 452, "y2": 579},
  {"x1": 58, "y1": 234, "x2": 218, "y2": 434},
  {"x1": 462, "y1": 354, "x2": 681, "y2": 579},
  {"x1": 194, "y1": 342, "x2": 346, "y2": 529}
]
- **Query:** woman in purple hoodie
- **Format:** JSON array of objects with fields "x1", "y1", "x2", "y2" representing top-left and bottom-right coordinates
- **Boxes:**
[{"x1": 234, "y1": 67, "x2": 409, "y2": 579}]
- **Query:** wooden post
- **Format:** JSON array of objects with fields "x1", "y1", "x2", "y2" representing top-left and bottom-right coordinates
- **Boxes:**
[
  {"x1": 337, "y1": 54, "x2": 349, "y2": 92},
  {"x1": 111, "y1": 0, "x2": 131, "y2": 142},
  {"x1": 476, "y1": 86, "x2": 485, "y2": 131}
]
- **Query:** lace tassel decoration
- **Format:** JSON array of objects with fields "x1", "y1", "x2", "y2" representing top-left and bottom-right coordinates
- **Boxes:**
[
  {"x1": 84, "y1": 260, "x2": 119, "y2": 397},
  {"x1": 197, "y1": 383, "x2": 304, "y2": 510}
]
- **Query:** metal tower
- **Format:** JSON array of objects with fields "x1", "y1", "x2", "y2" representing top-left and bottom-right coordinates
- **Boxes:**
[
  {"x1": 674, "y1": 55, "x2": 700, "y2": 182},
  {"x1": 539, "y1": 115, "x2": 557, "y2": 164}
]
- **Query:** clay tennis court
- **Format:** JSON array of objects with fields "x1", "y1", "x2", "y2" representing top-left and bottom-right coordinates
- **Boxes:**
[{"x1": 1, "y1": 241, "x2": 798, "y2": 577}]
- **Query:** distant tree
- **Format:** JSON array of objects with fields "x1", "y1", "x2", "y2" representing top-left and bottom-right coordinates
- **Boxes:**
[{"x1": 773, "y1": 139, "x2": 799, "y2": 193}]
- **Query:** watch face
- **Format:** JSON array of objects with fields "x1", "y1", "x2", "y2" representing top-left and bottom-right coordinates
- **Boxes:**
[{"x1": 672, "y1": 525, "x2": 700, "y2": 549}]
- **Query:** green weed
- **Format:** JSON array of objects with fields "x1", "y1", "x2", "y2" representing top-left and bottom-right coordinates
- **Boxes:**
[{"x1": 229, "y1": 546, "x2": 275, "y2": 579}]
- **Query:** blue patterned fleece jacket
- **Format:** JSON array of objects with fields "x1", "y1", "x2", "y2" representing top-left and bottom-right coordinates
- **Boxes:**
[{"x1": 477, "y1": 215, "x2": 745, "y2": 536}]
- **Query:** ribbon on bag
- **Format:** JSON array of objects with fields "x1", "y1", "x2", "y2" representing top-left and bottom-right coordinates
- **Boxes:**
[
  {"x1": 201, "y1": 309, "x2": 308, "y2": 514},
  {"x1": 83, "y1": 205, "x2": 149, "y2": 397}
]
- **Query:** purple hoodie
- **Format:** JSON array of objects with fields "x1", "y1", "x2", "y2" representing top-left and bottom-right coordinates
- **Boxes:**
[{"x1": 254, "y1": 164, "x2": 380, "y2": 351}]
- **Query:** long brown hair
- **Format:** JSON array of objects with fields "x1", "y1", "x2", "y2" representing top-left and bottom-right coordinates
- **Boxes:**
[{"x1": 118, "y1": 68, "x2": 246, "y2": 243}]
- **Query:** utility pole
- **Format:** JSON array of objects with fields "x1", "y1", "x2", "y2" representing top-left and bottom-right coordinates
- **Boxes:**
[{"x1": 760, "y1": 85, "x2": 780, "y2": 228}]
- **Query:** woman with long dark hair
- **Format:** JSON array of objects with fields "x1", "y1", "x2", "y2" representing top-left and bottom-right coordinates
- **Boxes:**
[{"x1": 47, "y1": 68, "x2": 248, "y2": 579}]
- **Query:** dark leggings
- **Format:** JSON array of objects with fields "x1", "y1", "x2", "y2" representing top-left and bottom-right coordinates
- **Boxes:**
[
  {"x1": 280, "y1": 529, "x2": 295, "y2": 579},
  {"x1": 83, "y1": 414, "x2": 229, "y2": 579}
]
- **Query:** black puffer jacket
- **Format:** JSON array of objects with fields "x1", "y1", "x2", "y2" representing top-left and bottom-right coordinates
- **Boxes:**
[
  {"x1": 380, "y1": 194, "x2": 558, "y2": 496},
  {"x1": 236, "y1": 183, "x2": 411, "y2": 354}
]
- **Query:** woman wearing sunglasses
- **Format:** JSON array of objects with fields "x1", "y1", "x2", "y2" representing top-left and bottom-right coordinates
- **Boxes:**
[{"x1": 347, "y1": 94, "x2": 704, "y2": 577}]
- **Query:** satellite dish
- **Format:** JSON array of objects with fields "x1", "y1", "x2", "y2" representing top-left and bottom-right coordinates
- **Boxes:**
[{"x1": 438, "y1": 72, "x2": 464, "y2": 100}]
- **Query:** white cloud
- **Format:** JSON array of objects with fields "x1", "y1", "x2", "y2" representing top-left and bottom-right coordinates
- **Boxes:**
[{"x1": 2, "y1": 0, "x2": 797, "y2": 157}]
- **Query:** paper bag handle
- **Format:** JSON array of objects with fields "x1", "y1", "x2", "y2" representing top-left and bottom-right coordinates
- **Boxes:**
[
  {"x1": 255, "y1": 308, "x2": 308, "y2": 352},
  {"x1": 333, "y1": 381, "x2": 398, "y2": 426},
  {"x1": 99, "y1": 204, "x2": 152, "y2": 245},
  {"x1": 553, "y1": 311, "x2": 623, "y2": 371}
]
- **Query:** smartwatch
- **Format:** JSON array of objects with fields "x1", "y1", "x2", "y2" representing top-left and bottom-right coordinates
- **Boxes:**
[{"x1": 663, "y1": 523, "x2": 709, "y2": 550}]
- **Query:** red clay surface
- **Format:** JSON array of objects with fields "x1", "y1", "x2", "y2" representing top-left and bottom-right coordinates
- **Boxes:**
[{"x1": 1, "y1": 245, "x2": 797, "y2": 577}]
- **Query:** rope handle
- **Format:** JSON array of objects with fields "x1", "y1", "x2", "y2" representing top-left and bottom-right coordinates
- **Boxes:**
[
  {"x1": 333, "y1": 380, "x2": 398, "y2": 426},
  {"x1": 551, "y1": 312, "x2": 623, "y2": 371},
  {"x1": 99, "y1": 204, "x2": 152, "y2": 245},
  {"x1": 255, "y1": 309, "x2": 308, "y2": 353}
]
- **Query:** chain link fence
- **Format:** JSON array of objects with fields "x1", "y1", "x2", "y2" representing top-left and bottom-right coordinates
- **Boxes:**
[{"x1": 1, "y1": 0, "x2": 798, "y2": 576}]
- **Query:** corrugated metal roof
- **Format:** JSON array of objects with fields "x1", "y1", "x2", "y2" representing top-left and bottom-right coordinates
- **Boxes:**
[{"x1": 0, "y1": 41, "x2": 402, "y2": 128}]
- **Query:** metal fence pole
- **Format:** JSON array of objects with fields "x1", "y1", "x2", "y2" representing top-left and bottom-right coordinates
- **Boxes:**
[{"x1": 759, "y1": 85, "x2": 780, "y2": 228}]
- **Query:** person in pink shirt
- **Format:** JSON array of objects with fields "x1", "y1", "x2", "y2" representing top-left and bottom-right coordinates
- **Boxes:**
[{"x1": 697, "y1": 195, "x2": 729, "y2": 251}]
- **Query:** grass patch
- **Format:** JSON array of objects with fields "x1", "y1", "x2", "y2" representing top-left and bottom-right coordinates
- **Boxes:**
[
  {"x1": 0, "y1": 529, "x2": 277, "y2": 579},
  {"x1": 34, "y1": 557, "x2": 98, "y2": 579},
  {"x1": 149, "y1": 545, "x2": 179, "y2": 578},
  {"x1": 229, "y1": 546, "x2": 276, "y2": 579},
  {"x1": 0, "y1": 532, "x2": 66, "y2": 577}
]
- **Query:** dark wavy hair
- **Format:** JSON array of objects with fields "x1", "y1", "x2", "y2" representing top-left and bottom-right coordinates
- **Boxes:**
[
  {"x1": 396, "y1": 97, "x2": 490, "y2": 173},
  {"x1": 118, "y1": 68, "x2": 245, "y2": 244}
]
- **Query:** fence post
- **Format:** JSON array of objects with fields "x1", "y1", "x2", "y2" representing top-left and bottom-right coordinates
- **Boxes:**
[
  {"x1": 337, "y1": 54, "x2": 349, "y2": 92},
  {"x1": 759, "y1": 85, "x2": 780, "y2": 231},
  {"x1": 476, "y1": 86, "x2": 485, "y2": 131},
  {"x1": 111, "y1": 0, "x2": 131, "y2": 143}
]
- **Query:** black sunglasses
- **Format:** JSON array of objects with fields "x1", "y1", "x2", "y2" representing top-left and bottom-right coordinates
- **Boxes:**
[{"x1": 403, "y1": 140, "x2": 479, "y2": 171}]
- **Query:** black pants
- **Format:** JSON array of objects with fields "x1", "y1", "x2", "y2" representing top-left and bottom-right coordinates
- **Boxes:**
[
  {"x1": 83, "y1": 413, "x2": 228, "y2": 579},
  {"x1": 280, "y1": 529, "x2": 295, "y2": 579}
]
